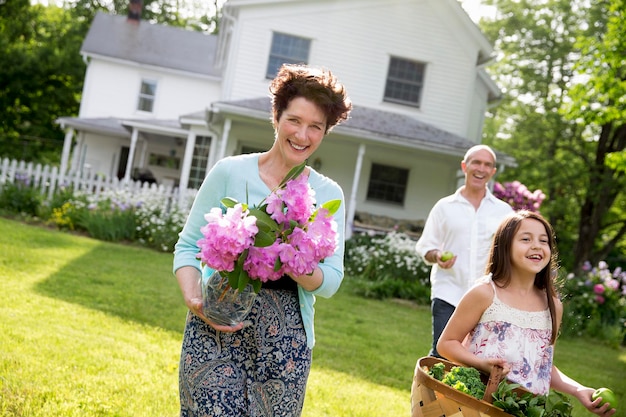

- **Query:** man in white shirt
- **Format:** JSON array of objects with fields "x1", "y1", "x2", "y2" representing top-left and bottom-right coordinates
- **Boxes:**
[{"x1": 415, "y1": 145, "x2": 513, "y2": 358}]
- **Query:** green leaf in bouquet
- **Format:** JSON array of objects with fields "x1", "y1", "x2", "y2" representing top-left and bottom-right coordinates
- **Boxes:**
[
  {"x1": 253, "y1": 229, "x2": 277, "y2": 248},
  {"x1": 321, "y1": 199, "x2": 341, "y2": 216},
  {"x1": 228, "y1": 251, "x2": 248, "y2": 289},
  {"x1": 278, "y1": 162, "x2": 306, "y2": 188},
  {"x1": 273, "y1": 257, "x2": 283, "y2": 272},
  {"x1": 221, "y1": 197, "x2": 240, "y2": 208},
  {"x1": 249, "y1": 208, "x2": 279, "y2": 233},
  {"x1": 236, "y1": 267, "x2": 250, "y2": 292},
  {"x1": 226, "y1": 268, "x2": 239, "y2": 291},
  {"x1": 251, "y1": 279, "x2": 262, "y2": 294}
]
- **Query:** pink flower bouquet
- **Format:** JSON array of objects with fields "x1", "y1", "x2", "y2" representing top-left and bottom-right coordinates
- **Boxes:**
[{"x1": 196, "y1": 162, "x2": 340, "y2": 295}]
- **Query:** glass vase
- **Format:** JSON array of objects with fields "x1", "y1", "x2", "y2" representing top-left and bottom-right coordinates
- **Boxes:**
[{"x1": 200, "y1": 270, "x2": 257, "y2": 326}]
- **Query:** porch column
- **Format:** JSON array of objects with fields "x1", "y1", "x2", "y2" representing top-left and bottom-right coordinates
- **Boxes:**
[
  {"x1": 70, "y1": 132, "x2": 85, "y2": 173},
  {"x1": 346, "y1": 143, "x2": 366, "y2": 239},
  {"x1": 217, "y1": 118, "x2": 232, "y2": 162},
  {"x1": 178, "y1": 131, "x2": 197, "y2": 207},
  {"x1": 123, "y1": 127, "x2": 139, "y2": 183},
  {"x1": 138, "y1": 139, "x2": 148, "y2": 168},
  {"x1": 59, "y1": 127, "x2": 74, "y2": 184}
]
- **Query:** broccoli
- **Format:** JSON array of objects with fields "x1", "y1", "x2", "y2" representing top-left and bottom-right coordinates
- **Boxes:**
[
  {"x1": 427, "y1": 362, "x2": 446, "y2": 381},
  {"x1": 441, "y1": 366, "x2": 486, "y2": 400}
]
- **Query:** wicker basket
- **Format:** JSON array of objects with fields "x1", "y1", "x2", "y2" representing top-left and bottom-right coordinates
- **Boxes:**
[{"x1": 411, "y1": 356, "x2": 525, "y2": 417}]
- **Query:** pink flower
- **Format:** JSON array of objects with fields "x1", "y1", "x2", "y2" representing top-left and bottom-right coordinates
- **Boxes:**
[
  {"x1": 606, "y1": 279, "x2": 619, "y2": 291},
  {"x1": 244, "y1": 242, "x2": 284, "y2": 282},
  {"x1": 265, "y1": 192, "x2": 287, "y2": 224},
  {"x1": 196, "y1": 205, "x2": 258, "y2": 272},
  {"x1": 595, "y1": 295, "x2": 605, "y2": 304},
  {"x1": 593, "y1": 284, "x2": 605, "y2": 294},
  {"x1": 307, "y1": 207, "x2": 338, "y2": 259},
  {"x1": 279, "y1": 232, "x2": 318, "y2": 277},
  {"x1": 268, "y1": 174, "x2": 315, "y2": 224}
]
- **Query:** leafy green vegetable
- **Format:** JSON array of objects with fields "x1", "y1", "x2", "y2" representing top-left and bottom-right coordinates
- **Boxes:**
[
  {"x1": 428, "y1": 362, "x2": 446, "y2": 381},
  {"x1": 491, "y1": 380, "x2": 573, "y2": 417},
  {"x1": 440, "y1": 366, "x2": 486, "y2": 400},
  {"x1": 427, "y1": 363, "x2": 573, "y2": 417},
  {"x1": 543, "y1": 390, "x2": 574, "y2": 417}
]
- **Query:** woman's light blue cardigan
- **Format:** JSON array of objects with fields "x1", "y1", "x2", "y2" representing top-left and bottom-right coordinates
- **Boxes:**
[{"x1": 173, "y1": 153, "x2": 345, "y2": 348}]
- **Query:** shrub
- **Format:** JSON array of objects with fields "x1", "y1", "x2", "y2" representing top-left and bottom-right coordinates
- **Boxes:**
[
  {"x1": 42, "y1": 186, "x2": 89, "y2": 231},
  {"x1": 493, "y1": 181, "x2": 545, "y2": 212},
  {"x1": 39, "y1": 186, "x2": 190, "y2": 251},
  {"x1": 134, "y1": 193, "x2": 189, "y2": 252},
  {"x1": 0, "y1": 174, "x2": 42, "y2": 216},
  {"x1": 76, "y1": 198, "x2": 139, "y2": 242},
  {"x1": 345, "y1": 231, "x2": 431, "y2": 304},
  {"x1": 560, "y1": 261, "x2": 626, "y2": 346}
]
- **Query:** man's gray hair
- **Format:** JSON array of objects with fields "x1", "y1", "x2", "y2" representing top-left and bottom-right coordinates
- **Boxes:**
[{"x1": 463, "y1": 144, "x2": 496, "y2": 164}]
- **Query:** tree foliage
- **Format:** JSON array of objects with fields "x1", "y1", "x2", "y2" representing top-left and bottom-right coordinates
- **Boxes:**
[
  {"x1": 480, "y1": 0, "x2": 625, "y2": 270},
  {"x1": 560, "y1": 0, "x2": 626, "y2": 270},
  {"x1": 0, "y1": 1, "x2": 86, "y2": 163},
  {"x1": 60, "y1": 0, "x2": 222, "y2": 32}
]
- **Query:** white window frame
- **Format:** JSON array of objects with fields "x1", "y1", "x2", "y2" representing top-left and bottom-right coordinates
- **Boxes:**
[
  {"x1": 137, "y1": 79, "x2": 157, "y2": 113},
  {"x1": 383, "y1": 57, "x2": 425, "y2": 108},
  {"x1": 266, "y1": 32, "x2": 311, "y2": 79}
]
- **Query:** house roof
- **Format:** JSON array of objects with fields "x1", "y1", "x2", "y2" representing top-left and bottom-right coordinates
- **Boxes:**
[
  {"x1": 209, "y1": 97, "x2": 516, "y2": 166},
  {"x1": 56, "y1": 117, "x2": 187, "y2": 139},
  {"x1": 56, "y1": 117, "x2": 130, "y2": 137},
  {"x1": 81, "y1": 12, "x2": 220, "y2": 77}
]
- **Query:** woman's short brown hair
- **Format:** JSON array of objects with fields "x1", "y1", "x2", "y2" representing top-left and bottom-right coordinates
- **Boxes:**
[{"x1": 269, "y1": 64, "x2": 352, "y2": 134}]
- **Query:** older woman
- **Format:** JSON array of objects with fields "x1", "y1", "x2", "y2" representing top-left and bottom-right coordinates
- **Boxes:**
[{"x1": 173, "y1": 64, "x2": 352, "y2": 417}]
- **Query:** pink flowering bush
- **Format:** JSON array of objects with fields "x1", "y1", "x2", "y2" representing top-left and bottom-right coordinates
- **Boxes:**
[
  {"x1": 196, "y1": 163, "x2": 340, "y2": 293},
  {"x1": 561, "y1": 261, "x2": 626, "y2": 346},
  {"x1": 493, "y1": 181, "x2": 545, "y2": 212}
]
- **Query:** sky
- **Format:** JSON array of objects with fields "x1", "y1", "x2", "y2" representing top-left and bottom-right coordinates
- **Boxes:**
[
  {"x1": 32, "y1": 0, "x2": 496, "y2": 26},
  {"x1": 34, "y1": 0, "x2": 494, "y2": 21},
  {"x1": 459, "y1": 0, "x2": 497, "y2": 23}
]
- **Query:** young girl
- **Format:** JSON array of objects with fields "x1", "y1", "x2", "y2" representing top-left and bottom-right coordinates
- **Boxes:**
[{"x1": 437, "y1": 210, "x2": 616, "y2": 416}]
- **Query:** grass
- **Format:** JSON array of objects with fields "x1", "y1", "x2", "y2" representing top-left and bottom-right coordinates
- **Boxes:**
[{"x1": 1, "y1": 217, "x2": 624, "y2": 416}]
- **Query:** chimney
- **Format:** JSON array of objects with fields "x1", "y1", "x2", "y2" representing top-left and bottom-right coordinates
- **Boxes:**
[{"x1": 127, "y1": 0, "x2": 142, "y2": 24}]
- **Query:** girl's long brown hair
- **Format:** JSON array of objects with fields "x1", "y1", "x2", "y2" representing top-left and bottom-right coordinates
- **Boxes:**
[{"x1": 485, "y1": 210, "x2": 560, "y2": 344}]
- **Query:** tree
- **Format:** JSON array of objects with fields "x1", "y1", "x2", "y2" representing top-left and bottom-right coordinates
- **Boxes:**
[
  {"x1": 67, "y1": 0, "x2": 223, "y2": 32},
  {"x1": 480, "y1": 0, "x2": 625, "y2": 271},
  {"x1": 0, "y1": 1, "x2": 87, "y2": 163},
  {"x1": 561, "y1": 0, "x2": 626, "y2": 269}
]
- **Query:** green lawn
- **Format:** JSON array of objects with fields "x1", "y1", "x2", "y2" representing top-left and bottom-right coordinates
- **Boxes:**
[{"x1": 1, "y1": 217, "x2": 624, "y2": 416}]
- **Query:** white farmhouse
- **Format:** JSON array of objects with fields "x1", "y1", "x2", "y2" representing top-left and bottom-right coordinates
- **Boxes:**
[{"x1": 56, "y1": 0, "x2": 513, "y2": 237}]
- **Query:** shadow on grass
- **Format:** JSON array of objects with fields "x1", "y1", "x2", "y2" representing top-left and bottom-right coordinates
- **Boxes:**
[
  {"x1": 16, "y1": 218, "x2": 425, "y2": 392},
  {"x1": 34, "y1": 236, "x2": 188, "y2": 335}
]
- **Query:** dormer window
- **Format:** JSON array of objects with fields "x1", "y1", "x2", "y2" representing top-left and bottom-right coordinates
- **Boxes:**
[
  {"x1": 384, "y1": 57, "x2": 425, "y2": 108},
  {"x1": 266, "y1": 32, "x2": 311, "y2": 79},
  {"x1": 137, "y1": 79, "x2": 157, "y2": 112}
]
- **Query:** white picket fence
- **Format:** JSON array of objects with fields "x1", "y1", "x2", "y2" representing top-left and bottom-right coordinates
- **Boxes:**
[{"x1": 0, "y1": 157, "x2": 193, "y2": 208}]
